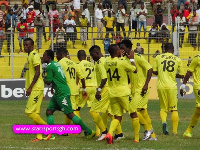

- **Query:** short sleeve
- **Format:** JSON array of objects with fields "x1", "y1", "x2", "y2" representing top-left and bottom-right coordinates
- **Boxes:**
[
  {"x1": 32, "y1": 53, "x2": 41, "y2": 67},
  {"x1": 152, "y1": 56, "x2": 158, "y2": 72},
  {"x1": 188, "y1": 56, "x2": 200, "y2": 72},
  {"x1": 138, "y1": 55, "x2": 152, "y2": 70},
  {"x1": 45, "y1": 65, "x2": 53, "y2": 82},
  {"x1": 178, "y1": 59, "x2": 185, "y2": 75},
  {"x1": 123, "y1": 59, "x2": 136, "y2": 72},
  {"x1": 76, "y1": 63, "x2": 84, "y2": 79}
]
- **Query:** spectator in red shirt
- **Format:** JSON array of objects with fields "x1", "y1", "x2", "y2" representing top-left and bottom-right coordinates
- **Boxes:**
[
  {"x1": 27, "y1": 5, "x2": 36, "y2": 39},
  {"x1": 17, "y1": 17, "x2": 28, "y2": 53},
  {"x1": 0, "y1": 7, "x2": 4, "y2": 22},
  {"x1": 0, "y1": 20, "x2": 5, "y2": 57},
  {"x1": 52, "y1": 14, "x2": 59, "y2": 37},
  {"x1": 183, "y1": 2, "x2": 191, "y2": 22},
  {"x1": 171, "y1": 4, "x2": 180, "y2": 32},
  {"x1": 48, "y1": 4, "x2": 59, "y2": 40}
]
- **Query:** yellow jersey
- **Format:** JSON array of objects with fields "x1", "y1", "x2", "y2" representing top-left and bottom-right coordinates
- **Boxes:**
[
  {"x1": 79, "y1": 17, "x2": 88, "y2": 29},
  {"x1": 25, "y1": 50, "x2": 44, "y2": 91},
  {"x1": 153, "y1": 53, "x2": 185, "y2": 89},
  {"x1": 104, "y1": 57, "x2": 136, "y2": 98},
  {"x1": 58, "y1": 57, "x2": 84, "y2": 95},
  {"x1": 103, "y1": 16, "x2": 115, "y2": 28},
  {"x1": 77, "y1": 60, "x2": 97, "y2": 87},
  {"x1": 130, "y1": 53, "x2": 152, "y2": 92},
  {"x1": 188, "y1": 55, "x2": 200, "y2": 89},
  {"x1": 95, "y1": 57, "x2": 108, "y2": 87}
]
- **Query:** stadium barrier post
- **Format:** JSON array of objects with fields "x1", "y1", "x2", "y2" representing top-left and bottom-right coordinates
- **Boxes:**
[
  {"x1": 131, "y1": 15, "x2": 133, "y2": 41},
  {"x1": 51, "y1": 18, "x2": 54, "y2": 52},
  {"x1": 91, "y1": 16, "x2": 93, "y2": 46},
  {"x1": 11, "y1": 18, "x2": 14, "y2": 79}
]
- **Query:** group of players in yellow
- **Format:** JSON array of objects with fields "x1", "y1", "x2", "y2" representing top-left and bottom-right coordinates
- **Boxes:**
[{"x1": 23, "y1": 37, "x2": 200, "y2": 144}]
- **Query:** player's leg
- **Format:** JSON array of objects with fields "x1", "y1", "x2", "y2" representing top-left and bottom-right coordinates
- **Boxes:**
[
  {"x1": 184, "y1": 89, "x2": 200, "y2": 137},
  {"x1": 73, "y1": 95, "x2": 80, "y2": 118},
  {"x1": 157, "y1": 88, "x2": 169, "y2": 135},
  {"x1": 130, "y1": 94, "x2": 140, "y2": 142},
  {"x1": 169, "y1": 88, "x2": 179, "y2": 135},
  {"x1": 25, "y1": 90, "x2": 47, "y2": 141},
  {"x1": 58, "y1": 95, "x2": 95, "y2": 138}
]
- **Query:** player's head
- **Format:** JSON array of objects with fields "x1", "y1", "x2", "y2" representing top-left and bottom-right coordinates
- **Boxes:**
[
  {"x1": 89, "y1": 45, "x2": 102, "y2": 61},
  {"x1": 119, "y1": 43, "x2": 127, "y2": 57},
  {"x1": 108, "y1": 44, "x2": 120, "y2": 58},
  {"x1": 121, "y1": 39, "x2": 132, "y2": 54},
  {"x1": 77, "y1": 50, "x2": 86, "y2": 61},
  {"x1": 24, "y1": 38, "x2": 34, "y2": 53},
  {"x1": 43, "y1": 50, "x2": 54, "y2": 64},
  {"x1": 164, "y1": 43, "x2": 174, "y2": 53},
  {"x1": 56, "y1": 47, "x2": 69, "y2": 61}
]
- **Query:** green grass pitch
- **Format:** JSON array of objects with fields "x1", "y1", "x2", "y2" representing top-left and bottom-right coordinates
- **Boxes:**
[{"x1": 0, "y1": 99, "x2": 200, "y2": 150}]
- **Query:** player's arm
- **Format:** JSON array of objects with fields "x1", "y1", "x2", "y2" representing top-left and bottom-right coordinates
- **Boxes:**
[
  {"x1": 44, "y1": 66, "x2": 53, "y2": 85},
  {"x1": 180, "y1": 57, "x2": 198, "y2": 96},
  {"x1": 176, "y1": 59, "x2": 185, "y2": 79},
  {"x1": 152, "y1": 56, "x2": 158, "y2": 75},
  {"x1": 26, "y1": 65, "x2": 40, "y2": 96},
  {"x1": 96, "y1": 62, "x2": 108, "y2": 100},
  {"x1": 141, "y1": 68, "x2": 153, "y2": 96}
]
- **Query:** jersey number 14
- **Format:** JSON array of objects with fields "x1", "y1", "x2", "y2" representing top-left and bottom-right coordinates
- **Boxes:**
[{"x1": 107, "y1": 68, "x2": 120, "y2": 81}]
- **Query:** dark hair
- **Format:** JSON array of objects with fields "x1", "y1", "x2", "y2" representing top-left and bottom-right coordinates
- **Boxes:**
[
  {"x1": 24, "y1": 38, "x2": 34, "y2": 46},
  {"x1": 121, "y1": 39, "x2": 132, "y2": 49},
  {"x1": 77, "y1": 50, "x2": 86, "y2": 58},
  {"x1": 46, "y1": 50, "x2": 54, "y2": 60},
  {"x1": 108, "y1": 44, "x2": 118, "y2": 56},
  {"x1": 89, "y1": 45, "x2": 101, "y2": 53},
  {"x1": 57, "y1": 47, "x2": 68, "y2": 55},
  {"x1": 164, "y1": 43, "x2": 174, "y2": 52}
]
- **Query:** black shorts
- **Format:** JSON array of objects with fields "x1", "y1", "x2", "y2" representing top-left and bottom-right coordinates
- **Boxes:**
[
  {"x1": 66, "y1": 32, "x2": 75, "y2": 41},
  {"x1": 129, "y1": 20, "x2": 137, "y2": 30}
]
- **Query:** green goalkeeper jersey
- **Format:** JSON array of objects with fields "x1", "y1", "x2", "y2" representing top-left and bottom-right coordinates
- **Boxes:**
[{"x1": 45, "y1": 60, "x2": 71, "y2": 96}]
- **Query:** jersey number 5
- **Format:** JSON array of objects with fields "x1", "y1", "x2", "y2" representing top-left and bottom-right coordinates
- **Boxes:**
[
  {"x1": 107, "y1": 68, "x2": 120, "y2": 81},
  {"x1": 161, "y1": 60, "x2": 175, "y2": 72}
]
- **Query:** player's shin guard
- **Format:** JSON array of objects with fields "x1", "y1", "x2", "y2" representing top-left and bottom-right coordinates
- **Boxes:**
[
  {"x1": 90, "y1": 111, "x2": 106, "y2": 132},
  {"x1": 65, "y1": 116, "x2": 72, "y2": 125},
  {"x1": 132, "y1": 118, "x2": 140, "y2": 142},
  {"x1": 110, "y1": 115, "x2": 123, "y2": 135},
  {"x1": 171, "y1": 111, "x2": 179, "y2": 134},
  {"x1": 185, "y1": 107, "x2": 200, "y2": 134},
  {"x1": 47, "y1": 115, "x2": 54, "y2": 125},
  {"x1": 72, "y1": 115, "x2": 92, "y2": 135},
  {"x1": 74, "y1": 110, "x2": 80, "y2": 118},
  {"x1": 26, "y1": 112, "x2": 47, "y2": 125},
  {"x1": 108, "y1": 119, "x2": 120, "y2": 136},
  {"x1": 95, "y1": 125, "x2": 101, "y2": 136},
  {"x1": 160, "y1": 110, "x2": 167, "y2": 123}
]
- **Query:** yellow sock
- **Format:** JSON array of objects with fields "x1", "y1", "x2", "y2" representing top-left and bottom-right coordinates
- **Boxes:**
[
  {"x1": 108, "y1": 119, "x2": 120, "y2": 136},
  {"x1": 137, "y1": 111, "x2": 151, "y2": 131},
  {"x1": 95, "y1": 125, "x2": 101, "y2": 136},
  {"x1": 132, "y1": 117, "x2": 140, "y2": 142},
  {"x1": 89, "y1": 111, "x2": 106, "y2": 132},
  {"x1": 171, "y1": 111, "x2": 179, "y2": 134},
  {"x1": 110, "y1": 115, "x2": 123, "y2": 135},
  {"x1": 65, "y1": 116, "x2": 71, "y2": 125},
  {"x1": 74, "y1": 110, "x2": 80, "y2": 118},
  {"x1": 185, "y1": 107, "x2": 200, "y2": 134},
  {"x1": 26, "y1": 113, "x2": 47, "y2": 125},
  {"x1": 33, "y1": 121, "x2": 43, "y2": 140},
  {"x1": 160, "y1": 110, "x2": 167, "y2": 123},
  {"x1": 102, "y1": 111, "x2": 108, "y2": 128},
  {"x1": 140, "y1": 109, "x2": 156, "y2": 138}
]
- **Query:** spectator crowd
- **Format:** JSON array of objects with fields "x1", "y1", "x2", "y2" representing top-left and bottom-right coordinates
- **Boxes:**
[{"x1": 0, "y1": 0, "x2": 200, "y2": 56}]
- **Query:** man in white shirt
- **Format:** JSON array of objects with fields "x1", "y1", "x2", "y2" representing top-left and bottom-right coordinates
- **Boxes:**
[
  {"x1": 102, "y1": 3, "x2": 115, "y2": 17},
  {"x1": 116, "y1": 4, "x2": 126, "y2": 38},
  {"x1": 128, "y1": 2, "x2": 138, "y2": 38},
  {"x1": 95, "y1": 3, "x2": 104, "y2": 39},
  {"x1": 64, "y1": 15, "x2": 76, "y2": 48},
  {"x1": 176, "y1": 13, "x2": 186, "y2": 48},
  {"x1": 83, "y1": 4, "x2": 90, "y2": 24},
  {"x1": 137, "y1": 3, "x2": 147, "y2": 38}
]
